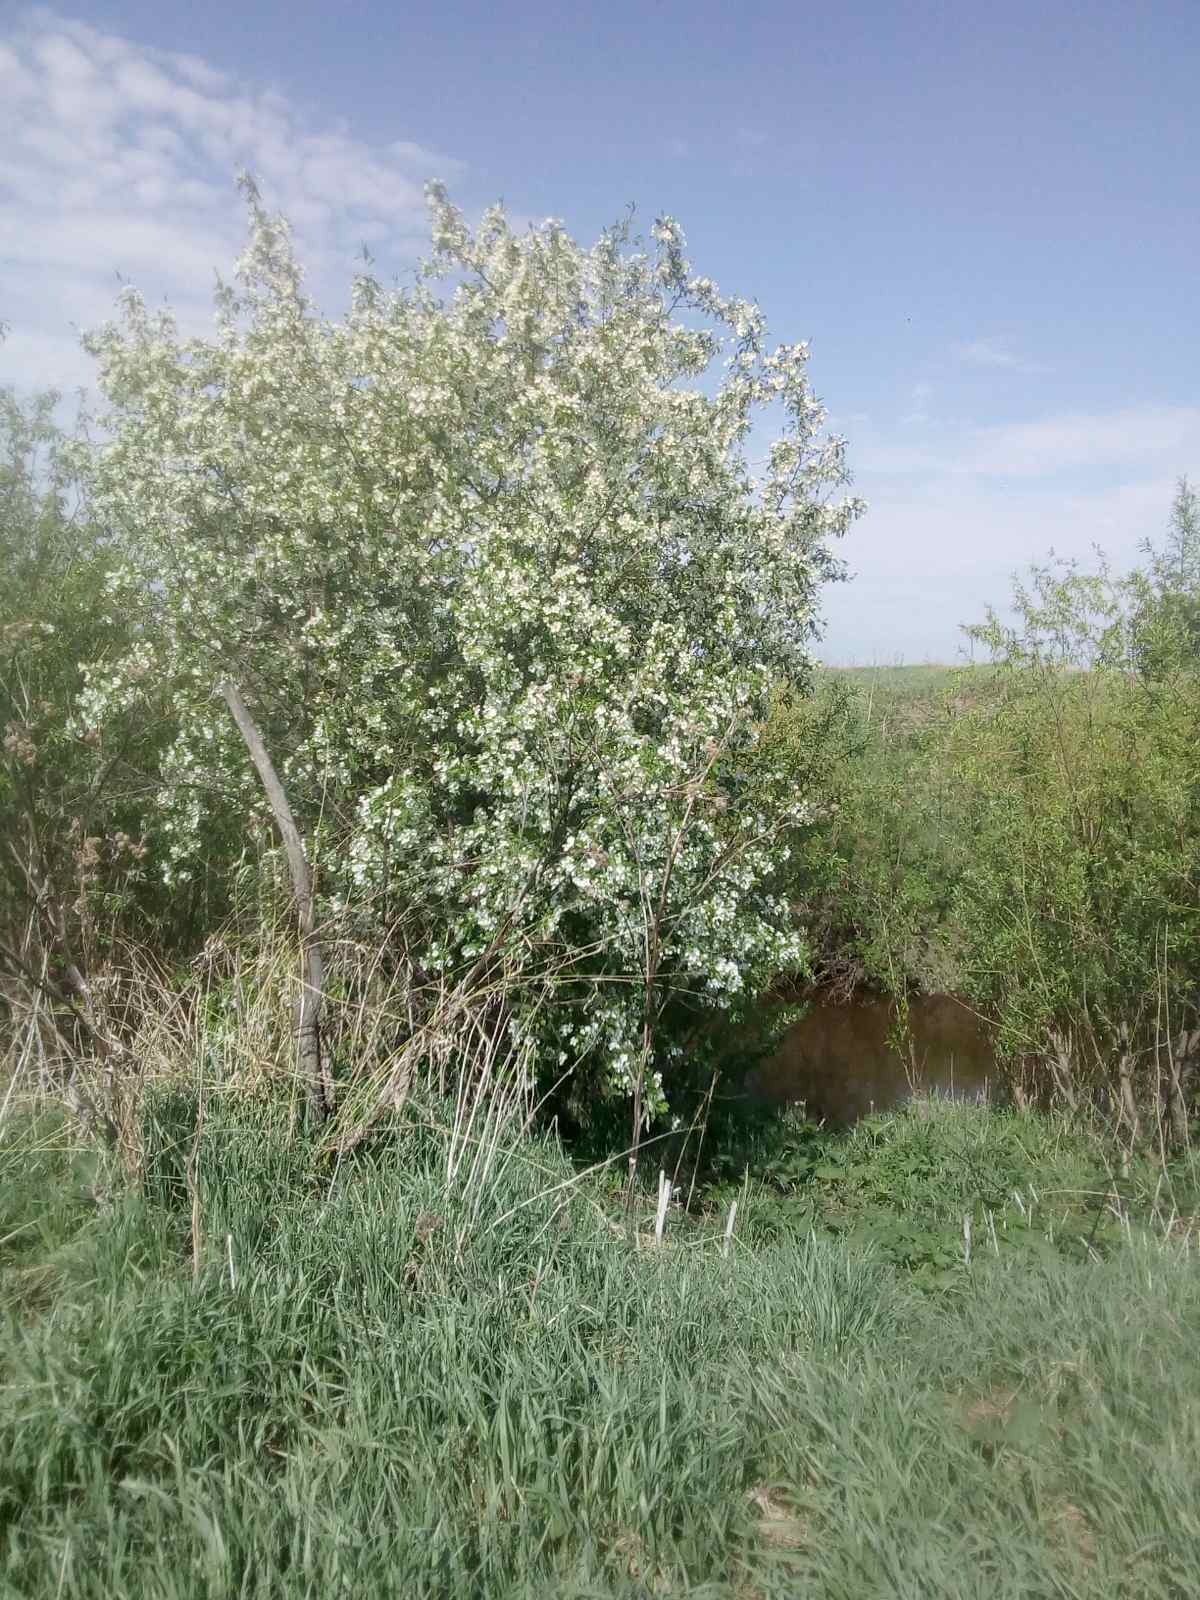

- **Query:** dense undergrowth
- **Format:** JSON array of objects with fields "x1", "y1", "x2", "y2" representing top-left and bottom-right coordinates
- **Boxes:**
[{"x1": 3, "y1": 1092, "x2": 1199, "y2": 1599}]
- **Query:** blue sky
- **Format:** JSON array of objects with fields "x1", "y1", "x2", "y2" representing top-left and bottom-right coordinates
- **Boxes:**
[{"x1": 2, "y1": 1, "x2": 1197, "y2": 660}]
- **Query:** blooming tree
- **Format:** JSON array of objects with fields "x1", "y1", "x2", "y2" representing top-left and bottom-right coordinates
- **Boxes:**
[{"x1": 81, "y1": 180, "x2": 861, "y2": 1120}]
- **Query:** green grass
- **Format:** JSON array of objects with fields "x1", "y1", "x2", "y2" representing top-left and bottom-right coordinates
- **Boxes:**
[
  {"x1": 703, "y1": 1099, "x2": 1199, "y2": 1278},
  {"x1": 2, "y1": 1094, "x2": 1199, "y2": 1597},
  {"x1": 831, "y1": 661, "x2": 963, "y2": 689},
  {"x1": 826, "y1": 662, "x2": 1001, "y2": 740}
]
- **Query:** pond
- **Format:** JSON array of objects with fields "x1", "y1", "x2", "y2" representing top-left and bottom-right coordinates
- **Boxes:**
[{"x1": 746, "y1": 993, "x2": 996, "y2": 1123}]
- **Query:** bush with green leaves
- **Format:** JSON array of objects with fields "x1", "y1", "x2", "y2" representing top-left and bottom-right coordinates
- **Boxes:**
[
  {"x1": 79, "y1": 181, "x2": 861, "y2": 1117},
  {"x1": 0, "y1": 387, "x2": 201, "y2": 1078},
  {"x1": 949, "y1": 540, "x2": 1200, "y2": 1140},
  {"x1": 772, "y1": 665, "x2": 981, "y2": 1006},
  {"x1": 782, "y1": 482, "x2": 1200, "y2": 1144}
]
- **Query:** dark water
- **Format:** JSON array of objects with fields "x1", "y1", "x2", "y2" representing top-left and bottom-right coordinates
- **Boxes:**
[{"x1": 746, "y1": 994, "x2": 996, "y2": 1123}]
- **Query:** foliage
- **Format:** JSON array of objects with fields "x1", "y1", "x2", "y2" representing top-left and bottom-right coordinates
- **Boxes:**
[
  {"x1": 781, "y1": 665, "x2": 984, "y2": 1001},
  {"x1": 0, "y1": 388, "x2": 198, "y2": 1091},
  {"x1": 79, "y1": 181, "x2": 861, "y2": 1118},
  {"x1": 952, "y1": 548, "x2": 1200, "y2": 1136},
  {"x1": 1134, "y1": 477, "x2": 1200, "y2": 675},
  {"x1": 788, "y1": 480, "x2": 1200, "y2": 1142},
  {"x1": 700, "y1": 1096, "x2": 1190, "y2": 1277}
]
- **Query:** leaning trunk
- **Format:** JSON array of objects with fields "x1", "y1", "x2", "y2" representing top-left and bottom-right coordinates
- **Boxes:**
[{"x1": 220, "y1": 682, "x2": 333, "y2": 1120}]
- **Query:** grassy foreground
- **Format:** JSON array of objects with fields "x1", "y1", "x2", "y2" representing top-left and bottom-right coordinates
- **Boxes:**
[{"x1": 2, "y1": 1096, "x2": 1200, "y2": 1598}]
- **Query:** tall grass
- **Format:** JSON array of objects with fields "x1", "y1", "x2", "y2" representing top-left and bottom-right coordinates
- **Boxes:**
[{"x1": 3, "y1": 1082, "x2": 1200, "y2": 1598}]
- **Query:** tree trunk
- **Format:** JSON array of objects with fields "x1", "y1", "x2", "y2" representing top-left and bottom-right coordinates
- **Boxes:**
[
  {"x1": 1116, "y1": 1033, "x2": 1140, "y2": 1146},
  {"x1": 1166, "y1": 1028, "x2": 1196, "y2": 1151},
  {"x1": 1046, "y1": 1028, "x2": 1078, "y2": 1112},
  {"x1": 220, "y1": 682, "x2": 333, "y2": 1120}
]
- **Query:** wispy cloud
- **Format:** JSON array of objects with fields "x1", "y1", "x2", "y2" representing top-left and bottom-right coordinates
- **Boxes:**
[
  {"x1": 823, "y1": 404, "x2": 1200, "y2": 660},
  {"x1": 952, "y1": 336, "x2": 1032, "y2": 371},
  {"x1": 856, "y1": 405, "x2": 1200, "y2": 482},
  {"x1": 822, "y1": 469, "x2": 1184, "y2": 663},
  {"x1": 900, "y1": 381, "x2": 933, "y2": 424},
  {"x1": 0, "y1": 9, "x2": 466, "y2": 391},
  {"x1": 965, "y1": 406, "x2": 1200, "y2": 478}
]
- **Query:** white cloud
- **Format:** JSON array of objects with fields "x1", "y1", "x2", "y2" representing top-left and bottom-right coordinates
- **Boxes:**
[
  {"x1": 952, "y1": 336, "x2": 1031, "y2": 371},
  {"x1": 821, "y1": 406, "x2": 1200, "y2": 661},
  {"x1": 821, "y1": 473, "x2": 1187, "y2": 663},
  {"x1": 900, "y1": 381, "x2": 933, "y2": 424},
  {"x1": 0, "y1": 9, "x2": 466, "y2": 392},
  {"x1": 856, "y1": 405, "x2": 1200, "y2": 482},
  {"x1": 965, "y1": 407, "x2": 1200, "y2": 478}
]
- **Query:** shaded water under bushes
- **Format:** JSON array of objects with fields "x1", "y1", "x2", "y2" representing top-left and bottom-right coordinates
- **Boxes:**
[{"x1": 746, "y1": 994, "x2": 997, "y2": 1124}]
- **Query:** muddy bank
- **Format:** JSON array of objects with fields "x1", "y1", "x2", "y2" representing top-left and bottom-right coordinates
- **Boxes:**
[{"x1": 746, "y1": 993, "x2": 996, "y2": 1124}]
